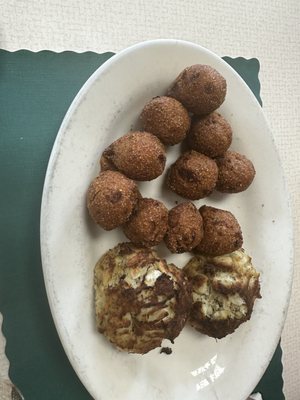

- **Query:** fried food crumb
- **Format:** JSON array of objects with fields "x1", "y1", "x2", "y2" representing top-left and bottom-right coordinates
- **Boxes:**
[{"x1": 160, "y1": 347, "x2": 172, "y2": 355}]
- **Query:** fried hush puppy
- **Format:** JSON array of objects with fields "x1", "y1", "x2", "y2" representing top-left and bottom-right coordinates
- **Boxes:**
[
  {"x1": 140, "y1": 96, "x2": 191, "y2": 145},
  {"x1": 94, "y1": 243, "x2": 192, "y2": 354},
  {"x1": 100, "y1": 131, "x2": 166, "y2": 181},
  {"x1": 183, "y1": 249, "x2": 261, "y2": 338},
  {"x1": 87, "y1": 171, "x2": 139, "y2": 230},
  {"x1": 167, "y1": 64, "x2": 227, "y2": 116},
  {"x1": 164, "y1": 202, "x2": 203, "y2": 253},
  {"x1": 187, "y1": 112, "x2": 232, "y2": 158},
  {"x1": 167, "y1": 150, "x2": 218, "y2": 200},
  {"x1": 123, "y1": 198, "x2": 168, "y2": 247},
  {"x1": 194, "y1": 206, "x2": 243, "y2": 256},
  {"x1": 216, "y1": 151, "x2": 256, "y2": 193}
]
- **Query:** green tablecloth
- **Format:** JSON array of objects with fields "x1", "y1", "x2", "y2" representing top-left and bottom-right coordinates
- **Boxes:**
[{"x1": 0, "y1": 50, "x2": 284, "y2": 400}]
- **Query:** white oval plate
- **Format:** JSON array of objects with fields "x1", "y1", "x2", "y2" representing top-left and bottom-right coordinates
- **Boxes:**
[{"x1": 41, "y1": 40, "x2": 293, "y2": 400}]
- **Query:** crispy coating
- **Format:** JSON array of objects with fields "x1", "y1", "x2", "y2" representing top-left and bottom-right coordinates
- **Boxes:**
[
  {"x1": 216, "y1": 151, "x2": 256, "y2": 193},
  {"x1": 87, "y1": 171, "x2": 139, "y2": 230},
  {"x1": 167, "y1": 64, "x2": 227, "y2": 116},
  {"x1": 167, "y1": 150, "x2": 218, "y2": 200},
  {"x1": 100, "y1": 131, "x2": 166, "y2": 181},
  {"x1": 94, "y1": 243, "x2": 192, "y2": 353},
  {"x1": 100, "y1": 153, "x2": 117, "y2": 171},
  {"x1": 164, "y1": 202, "x2": 203, "y2": 253},
  {"x1": 183, "y1": 249, "x2": 261, "y2": 338},
  {"x1": 194, "y1": 206, "x2": 243, "y2": 256},
  {"x1": 187, "y1": 112, "x2": 232, "y2": 158},
  {"x1": 140, "y1": 96, "x2": 191, "y2": 145},
  {"x1": 123, "y1": 198, "x2": 168, "y2": 247}
]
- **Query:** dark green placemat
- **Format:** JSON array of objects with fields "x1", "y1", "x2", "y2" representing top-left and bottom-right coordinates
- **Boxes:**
[{"x1": 0, "y1": 50, "x2": 283, "y2": 400}]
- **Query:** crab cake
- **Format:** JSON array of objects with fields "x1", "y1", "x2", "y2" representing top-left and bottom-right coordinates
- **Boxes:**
[
  {"x1": 194, "y1": 206, "x2": 243, "y2": 256},
  {"x1": 164, "y1": 202, "x2": 203, "y2": 253},
  {"x1": 216, "y1": 151, "x2": 256, "y2": 193},
  {"x1": 94, "y1": 243, "x2": 192, "y2": 354},
  {"x1": 167, "y1": 64, "x2": 227, "y2": 116},
  {"x1": 167, "y1": 150, "x2": 218, "y2": 200},
  {"x1": 140, "y1": 96, "x2": 191, "y2": 145},
  {"x1": 100, "y1": 131, "x2": 166, "y2": 181},
  {"x1": 123, "y1": 198, "x2": 169, "y2": 247},
  {"x1": 187, "y1": 112, "x2": 232, "y2": 158},
  {"x1": 87, "y1": 171, "x2": 139, "y2": 230},
  {"x1": 183, "y1": 249, "x2": 261, "y2": 338}
]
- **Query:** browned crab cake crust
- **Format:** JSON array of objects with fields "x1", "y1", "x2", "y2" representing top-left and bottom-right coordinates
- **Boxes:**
[
  {"x1": 87, "y1": 171, "x2": 139, "y2": 230},
  {"x1": 187, "y1": 112, "x2": 232, "y2": 158},
  {"x1": 100, "y1": 131, "x2": 166, "y2": 181},
  {"x1": 94, "y1": 243, "x2": 192, "y2": 354},
  {"x1": 140, "y1": 96, "x2": 191, "y2": 145},
  {"x1": 167, "y1": 150, "x2": 218, "y2": 200},
  {"x1": 194, "y1": 205, "x2": 243, "y2": 256},
  {"x1": 123, "y1": 198, "x2": 168, "y2": 247},
  {"x1": 167, "y1": 64, "x2": 227, "y2": 116},
  {"x1": 183, "y1": 249, "x2": 261, "y2": 338},
  {"x1": 216, "y1": 151, "x2": 256, "y2": 193},
  {"x1": 164, "y1": 202, "x2": 203, "y2": 253}
]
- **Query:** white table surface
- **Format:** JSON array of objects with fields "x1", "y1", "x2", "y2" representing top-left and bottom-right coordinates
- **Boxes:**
[{"x1": 1, "y1": 1, "x2": 299, "y2": 399}]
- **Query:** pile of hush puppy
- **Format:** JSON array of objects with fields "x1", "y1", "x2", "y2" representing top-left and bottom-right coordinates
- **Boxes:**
[{"x1": 87, "y1": 64, "x2": 261, "y2": 353}]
